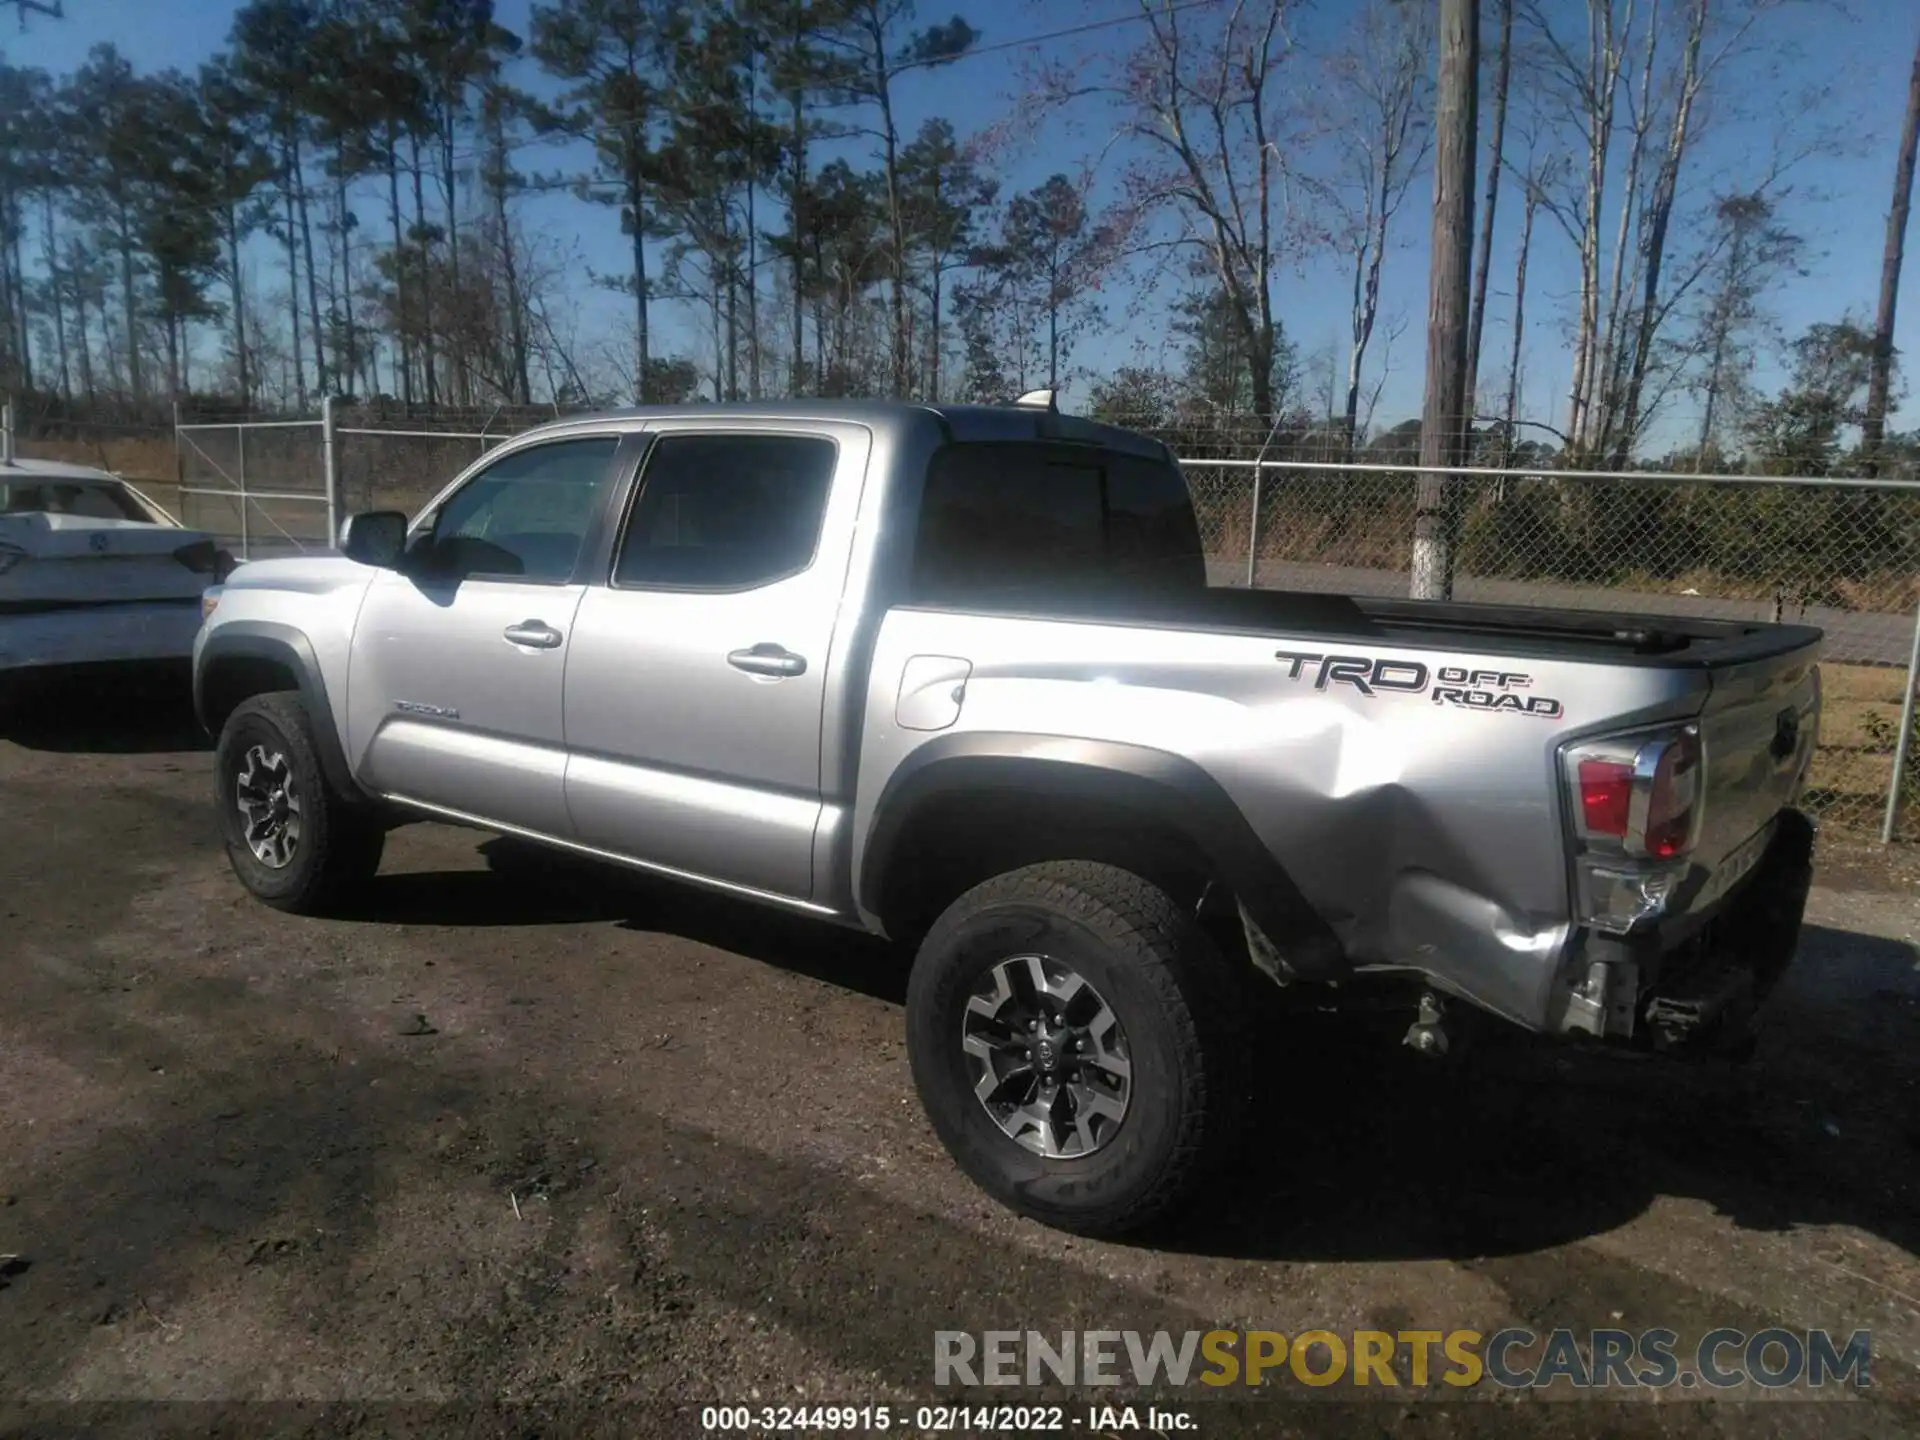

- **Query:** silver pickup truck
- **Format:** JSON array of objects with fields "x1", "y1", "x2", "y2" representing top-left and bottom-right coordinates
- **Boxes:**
[{"x1": 194, "y1": 396, "x2": 1822, "y2": 1236}]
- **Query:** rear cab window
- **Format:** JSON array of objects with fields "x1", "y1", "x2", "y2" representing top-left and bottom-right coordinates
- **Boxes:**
[
  {"x1": 909, "y1": 442, "x2": 1206, "y2": 609},
  {"x1": 0, "y1": 479, "x2": 152, "y2": 522}
]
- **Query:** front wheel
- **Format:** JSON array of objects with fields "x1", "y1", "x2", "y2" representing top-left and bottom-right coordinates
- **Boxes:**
[
  {"x1": 905, "y1": 861, "x2": 1247, "y2": 1238},
  {"x1": 215, "y1": 691, "x2": 383, "y2": 914}
]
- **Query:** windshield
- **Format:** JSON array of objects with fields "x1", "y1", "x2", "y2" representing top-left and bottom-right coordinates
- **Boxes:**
[{"x1": 0, "y1": 478, "x2": 154, "y2": 522}]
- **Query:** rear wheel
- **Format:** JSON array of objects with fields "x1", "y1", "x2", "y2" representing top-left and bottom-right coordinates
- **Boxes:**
[
  {"x1": 215, "y1": 692, "x2": 383, "y2": 914},
  {"x1": 905, "y1": 861, "x2": 1247, "y2": 1238}
]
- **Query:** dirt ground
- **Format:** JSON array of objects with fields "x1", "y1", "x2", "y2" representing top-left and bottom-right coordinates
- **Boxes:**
[{"x1": 1, "y1": 676, "x2": 1918, "y2": 1439}]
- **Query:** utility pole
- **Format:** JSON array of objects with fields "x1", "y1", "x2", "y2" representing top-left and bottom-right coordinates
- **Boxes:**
[
  {"x1": 1863, "y1": 32, "x2": 1920, "y2": 477},
  {"x1": 1411, "y1": 0, "x2": 1480, "y2": 601}
]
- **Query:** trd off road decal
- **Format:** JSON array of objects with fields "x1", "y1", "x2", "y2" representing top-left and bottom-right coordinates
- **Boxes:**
[{"x1": 1272, "y1": 651, "x2": 1565, "y2": 719}]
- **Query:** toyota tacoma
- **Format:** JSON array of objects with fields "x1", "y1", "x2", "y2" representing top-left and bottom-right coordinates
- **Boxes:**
[{"x1": 193, "y1": 396, "x2": 1822, "y2": 1236}]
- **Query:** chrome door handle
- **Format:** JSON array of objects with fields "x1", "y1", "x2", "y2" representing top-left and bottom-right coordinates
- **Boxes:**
[
  {"x1": 727, "y1": 643, "x2": 807, "y2": 677},
  {"x1": 503, "y1": 620, "x2": 563, "y2": 649}
]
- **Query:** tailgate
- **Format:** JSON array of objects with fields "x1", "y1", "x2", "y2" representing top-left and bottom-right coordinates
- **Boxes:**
[
  {"x1": 1691, "y1": 641, "x2": 1821, "y2": 892},
  {"x1": 1559, "y1": 630, "x2": 1820, "y2": 937},
  {"x1": 0, "y1": 514, "x2": 217, "y2": 607}
]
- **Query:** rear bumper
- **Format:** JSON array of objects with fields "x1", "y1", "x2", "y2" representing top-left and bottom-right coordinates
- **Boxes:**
[
  {"x1": 0, "y1": 600, "x2": 204, "y2": 674},
  {"x1": 1555, "y1": 809, "x2": 1815, "y2": 1056}
]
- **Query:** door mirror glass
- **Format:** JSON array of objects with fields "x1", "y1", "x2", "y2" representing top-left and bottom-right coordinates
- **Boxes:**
[{"x1": 340, "y1": 510, "x2": 408, "y2": 568}]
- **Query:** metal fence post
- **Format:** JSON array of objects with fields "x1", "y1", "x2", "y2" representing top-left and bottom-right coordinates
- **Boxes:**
[
  {"x1": 321, "y1": 394, "x2": 338, "y2": 548},
  {"x1": 1882, "y1": 589, "x2": 1920, "y2": 844},
  {"x1": 236, "y1": 423, "x2": 249, "y2": 561},
  {"x1": 1244, "y1": 462, "x2": 1265, "y2": 589}
]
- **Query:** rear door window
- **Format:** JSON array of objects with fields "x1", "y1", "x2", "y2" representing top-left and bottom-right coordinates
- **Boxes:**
[{"x1": 613, "y1": 432, "x2": 838, "y2": 590}]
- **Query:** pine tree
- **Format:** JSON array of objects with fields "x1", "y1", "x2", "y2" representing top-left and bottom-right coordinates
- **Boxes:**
[
  {"x1": 0, "y1": 61, "x2": 56, "y2": 393},
  {"x1": 655, "y1": 5, "x2": 780, "y2": 401},
  {"x1": 899, "y1": 117, "x2": 990, "y2": 399},
  {"x1": 393, "y1": 0, "x2": 515, "y2": 404},
  {"x1": 1002, "y1": 174, "x2": 1099, "y2": 391},
  {"x1": 197, "y1": 59, "x2": 277, "y2": 405},
  {"x1": 476, "y1": 53, "x2": 534, "y2": 404},
  {"x1": 230, "y1": 0, "x2": 328, "y2": 403},
  {"x1": 531, "y1": 0, "x2": 679, "y2": 403},
  {"x1": 822, "y1": 1, "x2": 975, "y2": 396},
  {"x1": 133, "y1": 73, "x2": 225, "y2": 396},
  {"x1": 63, "y1": 45, "x2": 154, "y2": 399}
]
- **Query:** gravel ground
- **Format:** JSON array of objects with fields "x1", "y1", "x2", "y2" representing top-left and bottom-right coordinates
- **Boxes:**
[{"x1": 1, "y1": 678, "x2": 1916, "y2": 1439}]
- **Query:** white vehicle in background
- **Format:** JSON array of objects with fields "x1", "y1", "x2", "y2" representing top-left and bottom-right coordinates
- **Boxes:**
[{"x1": 0, "y1": 452, "x2": 234, "y2": 706}]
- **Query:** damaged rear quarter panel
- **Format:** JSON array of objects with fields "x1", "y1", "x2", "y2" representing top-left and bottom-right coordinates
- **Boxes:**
[{"x1": 854, "y1": 607, "x2": 1715, "y2": 1030}]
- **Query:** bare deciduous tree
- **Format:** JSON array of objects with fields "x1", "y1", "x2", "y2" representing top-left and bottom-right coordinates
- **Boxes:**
[
  {"x1": 1306, "y1": 0, "x2": 1432, "y2": 459},
  {"x1": 1035, "y1": 0, "x2": 1297, "y2": 426},
  {"x1": 1500, "y1": 151, "x2": 1557, "y2": 462},
  {"x1": 1525, "y1": 0, "x2": 1796, "y2": 461}
]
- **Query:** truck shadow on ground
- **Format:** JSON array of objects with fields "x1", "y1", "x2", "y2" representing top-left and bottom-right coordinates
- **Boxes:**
[
  {"x1": 336, "y1": 838, "x2": 1920, "y2": 1269},
  {"x1": 340, "y1": 834, "x2": 910, "y2": 1003},
  {"x1": 1169, "y1": 941, "x2": 1920, "y2": 1267},
  {"x1": 0, "y1": 664, "x2": 209, "y2": 754}
]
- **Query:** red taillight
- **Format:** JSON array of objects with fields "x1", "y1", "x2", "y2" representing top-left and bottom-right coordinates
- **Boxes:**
[
  {"x1": 1644, "y1": 729, "x2": 1701, "y2": 859},
  {"x1": 173, "y1": 539, "x2": 218, "y2": 574},
  {"x1": 172, "y1": 540, "x2": 238, "y2": 581},
  {"x1": 1567, "y1": 727, "x2": 1703, "y2": 859},
  {"x1": 1578, "y1": 759, "x2": 1635, "y2": 838}
]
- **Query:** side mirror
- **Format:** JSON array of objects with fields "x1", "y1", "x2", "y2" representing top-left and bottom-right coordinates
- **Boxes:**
[{"x1": 339, "y1": 510, "x2": 408, "y2": 568}]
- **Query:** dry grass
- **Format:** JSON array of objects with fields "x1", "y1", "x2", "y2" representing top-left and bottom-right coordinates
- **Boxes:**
[
  {"x1": 1804, "y1": 662, "x2": 1916, "y2": 839},
  {"x1": 18, "y1": 435, "x2": 176, "y2": 486}
]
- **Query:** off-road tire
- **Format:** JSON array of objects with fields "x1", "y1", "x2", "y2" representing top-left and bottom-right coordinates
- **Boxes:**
[
  {"x1": 906, "y1": 860, "x2": 1248, "y2": 1238},
  {"x1": 215, "y1": 691, "x2": 383, "y2": 914}
]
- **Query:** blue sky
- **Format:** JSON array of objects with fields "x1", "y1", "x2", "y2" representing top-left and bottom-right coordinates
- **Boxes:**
[{"x1": 7, "y1": 0, "x2": 1920, "y2": 443}]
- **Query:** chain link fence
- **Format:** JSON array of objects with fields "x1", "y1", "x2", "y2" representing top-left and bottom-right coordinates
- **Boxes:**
[
  {"x1": 172, "y1": 405, "x2": 1920, "y2": 843},
  {"x1": 1180, "y1": 456, "x2": 1920, "y2": 841},
  {"x1": 332, "y1": 402, "x2": 582, "y2": 518},
  {"x1": 174, "y1": 402, "x2": 588, "y2": 559},
  {"x1": 176, "y1": 413, "x2": 333, "y2": 559}
]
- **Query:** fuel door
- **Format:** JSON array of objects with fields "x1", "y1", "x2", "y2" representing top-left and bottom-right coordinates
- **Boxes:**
[{"x1": 896, "y1": 655, "x2": 973, "y2": 732}]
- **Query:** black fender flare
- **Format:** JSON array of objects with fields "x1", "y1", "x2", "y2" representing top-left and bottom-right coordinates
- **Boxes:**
[
  {"x1": 858, "y1": 733, "x2": 1348, "y2": 980},
  {"x1": 195, "y1": 621, "x2": 370, "y2": 805}
]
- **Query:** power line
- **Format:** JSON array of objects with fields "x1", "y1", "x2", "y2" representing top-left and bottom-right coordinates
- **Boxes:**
[{"x1": 892, "y1": 0, "x2": 1223, "y2": 75}]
